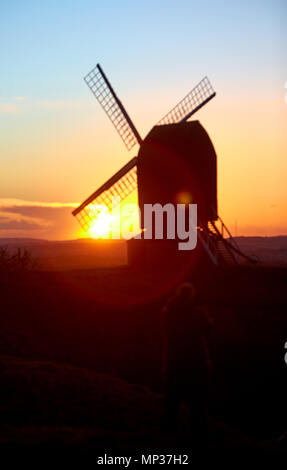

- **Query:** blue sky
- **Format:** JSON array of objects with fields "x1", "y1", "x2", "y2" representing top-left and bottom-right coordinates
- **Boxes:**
[{"x1": 1, "y1": 0, "x2": 286, "y2": 98}]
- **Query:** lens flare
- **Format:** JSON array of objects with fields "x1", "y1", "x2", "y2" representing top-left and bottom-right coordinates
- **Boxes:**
[
  {"x1": 176, "y1": 191, "x2": 193, "y2": 204},
  {"x1": 88, "y1": 205, "x2": 114, "y2": 238}
]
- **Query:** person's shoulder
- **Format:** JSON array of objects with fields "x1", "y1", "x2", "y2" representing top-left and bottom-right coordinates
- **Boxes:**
[
  {"x1": 164, "y1": 295, "x2": 177, "y2": 313},
  {"x1": 163, "y1": 295, "x2": 181, "y2": 320},
  {"x1": 196, "y1": 305, "x2": 213, "y2": 329}
]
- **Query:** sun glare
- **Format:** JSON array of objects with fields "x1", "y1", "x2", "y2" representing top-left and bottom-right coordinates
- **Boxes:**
[{"x1": 88, "y1": 211, "x2": 114, "y2": 238}]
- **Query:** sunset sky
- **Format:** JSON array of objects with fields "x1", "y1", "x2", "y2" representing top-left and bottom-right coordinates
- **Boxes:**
[{"x1": 1, "y1": 0, "x2": 286, "y2": 239}]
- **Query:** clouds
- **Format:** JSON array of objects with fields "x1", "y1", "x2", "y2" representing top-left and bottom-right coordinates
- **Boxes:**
[
  {"x1": 0, "y1": 199, "x2": 78, "y2": 209},
  {"x1": 0, "y1": 199, "x2": 80, "y2": 240},
  {"x1": 0, "y1": 210, "x2": 51, "y2": 230},
  {"x1": 0, "y1": 103, "x2": 18, "y2": 114},
  {"x1": 0, "y1": 96, "x2": 28, "y2": 114},
  {"x1": 35, "y1": 99, "x2": 87, "y2": 110},
  {"x1": 0, "y1": 96, "x2": 88, "y2": 115}
]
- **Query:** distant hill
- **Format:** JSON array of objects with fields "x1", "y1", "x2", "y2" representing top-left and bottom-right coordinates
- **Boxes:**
[
  {"x1": 0, "y1": 235, "x2": 286, "y2": 269},
  {"x1": 0, "y1": 238, "x2": 127, "y2": 270},
  {"x1": 234, "y1": 236, "x2": 287, "y2": 266}
]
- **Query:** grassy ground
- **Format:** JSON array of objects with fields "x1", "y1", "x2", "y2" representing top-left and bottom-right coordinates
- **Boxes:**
[
  {"x1": 0, "y1": 264, "x2": 286, "y2": 463},
  {"x1": 0, "y1": 355, "x2": 283, "y2": 462}
]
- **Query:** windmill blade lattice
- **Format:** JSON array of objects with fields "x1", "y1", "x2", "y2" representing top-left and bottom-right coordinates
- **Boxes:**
[
  {"x1": 84, "y1": 64, "x2": 142, "y2": 150},
  {"x1": 72, "y1": 157, "x2": 138, "y2": 231},
  {"x1": 157, "y1": 76, "x2": 215, "y2": 126}
]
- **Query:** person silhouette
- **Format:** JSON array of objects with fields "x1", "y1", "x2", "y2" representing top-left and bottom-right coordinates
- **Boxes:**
[{"x1": 161, "y1": 282, "x2": 213, "y2": 449}]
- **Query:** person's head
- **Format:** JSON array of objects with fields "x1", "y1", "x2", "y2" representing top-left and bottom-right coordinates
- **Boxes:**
[{"x1": 176, "y1": 282, "x2": 196, "y2": 304}]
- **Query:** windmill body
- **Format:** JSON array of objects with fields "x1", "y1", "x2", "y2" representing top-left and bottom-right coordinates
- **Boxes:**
[{"x1": 137, "y1": 121, "x2": 217, "y2": 231}]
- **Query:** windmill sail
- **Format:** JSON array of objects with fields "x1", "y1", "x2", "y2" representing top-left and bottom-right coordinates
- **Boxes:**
[
  {"x1": 72, "y1": 157, "x2": 138, "y2": 231},
  {"x1": 84, "y1": 64, "x2": 142, "y2": 150},
  {"x1": 157, "y1": 76, "x2": 215, "y2": 125}
]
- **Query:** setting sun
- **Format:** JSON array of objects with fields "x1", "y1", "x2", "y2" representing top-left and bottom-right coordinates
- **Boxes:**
[
  {"x1": 88, "y1": 207, "x2": 114, "y2": 238},
  {"x1": 81, "y1": 193, "x2": 141, "y2": 240}
]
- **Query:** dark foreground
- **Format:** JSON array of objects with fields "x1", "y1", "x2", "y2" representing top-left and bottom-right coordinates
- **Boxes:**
[{"x1": 0, "y1": 264, "x2": 286, "y2": 465}]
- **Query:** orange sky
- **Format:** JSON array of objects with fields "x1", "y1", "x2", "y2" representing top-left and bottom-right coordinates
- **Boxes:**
[{"x1": 1, "y1": 89, "x2": 286, "y2": 240}]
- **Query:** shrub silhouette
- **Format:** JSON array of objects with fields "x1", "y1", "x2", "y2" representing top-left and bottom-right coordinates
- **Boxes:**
[{"x1": 0, "y1": 246, "x2": 38, "y2": 272}]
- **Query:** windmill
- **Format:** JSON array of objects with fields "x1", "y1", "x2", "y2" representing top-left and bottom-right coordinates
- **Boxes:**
[{"x1": 72, "y1": 63, "x2": 253, "y2": 267}]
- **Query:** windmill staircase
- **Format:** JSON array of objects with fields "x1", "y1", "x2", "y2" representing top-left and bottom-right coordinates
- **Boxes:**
[{"x1": 198, "y1": 214, "x2": 257, "y2": 266}]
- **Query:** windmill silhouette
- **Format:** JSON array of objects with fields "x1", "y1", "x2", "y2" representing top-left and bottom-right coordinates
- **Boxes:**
[{"x1": 73, "y1": 63, "x2": 252, "y2": 266}]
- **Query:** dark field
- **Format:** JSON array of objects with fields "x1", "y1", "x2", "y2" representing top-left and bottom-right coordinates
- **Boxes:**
[{"x1": 0, "y1": 256, "x2": 286, "y2": 464}]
